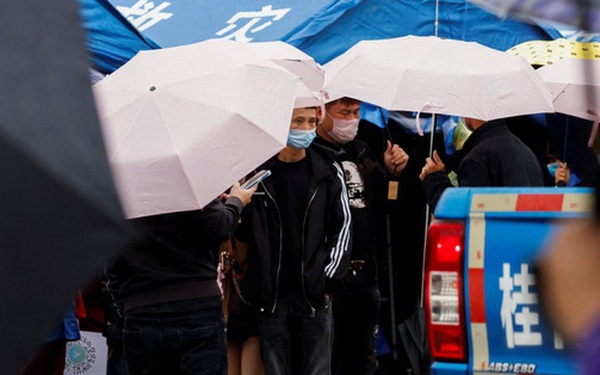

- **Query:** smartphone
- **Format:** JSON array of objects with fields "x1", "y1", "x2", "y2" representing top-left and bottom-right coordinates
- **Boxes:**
[{"x1": 240, "y1": 169, "x2": 271, "y2": 189}]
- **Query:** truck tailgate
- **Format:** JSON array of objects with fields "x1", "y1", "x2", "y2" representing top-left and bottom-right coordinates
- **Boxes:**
[{"x1": 434, "y1": 187, "x2": 594, "y2": 375}]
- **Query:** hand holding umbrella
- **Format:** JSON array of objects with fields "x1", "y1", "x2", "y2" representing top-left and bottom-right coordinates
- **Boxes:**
[
  {"x1": 419, "y1": 151, "x2": 445, "y2": 181},
  {"x1": 384, "y1": 140, "x2": 409, "y2": 176},
  {"x1": 555, "y1": 162, "x2": 571, "y2": 187}
]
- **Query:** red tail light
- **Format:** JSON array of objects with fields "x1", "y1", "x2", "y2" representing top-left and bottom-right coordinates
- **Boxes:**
[{"x1": 424, "y1": 220, "x2": 467, "y2": 362}]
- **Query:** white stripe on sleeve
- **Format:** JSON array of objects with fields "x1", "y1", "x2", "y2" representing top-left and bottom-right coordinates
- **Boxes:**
[{"x1": 325, "y1": 162, "x2": 352, "y2": 278}]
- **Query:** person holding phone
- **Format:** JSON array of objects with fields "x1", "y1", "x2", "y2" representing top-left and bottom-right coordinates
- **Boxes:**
[
  {"x1": 107, "y1": 181, "x2": 256, "y2": 375},
  {"x1": 236, "y1": 106, "x2": 352, "y2": 375}
]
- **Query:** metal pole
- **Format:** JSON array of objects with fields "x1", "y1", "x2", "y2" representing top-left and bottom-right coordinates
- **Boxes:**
[
  {"x1": 562, "y1": 116, "x2": 569, "y2": 163},
  {"x1": 434, "y1": 0, "x2": 440, "y2": 37},
  {"x1": 385, "y1": 214, "x2": 397, "y2": 360},
  {"x1": 420, "y1": 113, "x2": 437, "y2": 306}
]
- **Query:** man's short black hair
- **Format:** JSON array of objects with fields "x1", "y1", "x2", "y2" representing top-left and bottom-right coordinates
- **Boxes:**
[{"x1": 325, "y1": 97, "x2": 360, "y2": 109}]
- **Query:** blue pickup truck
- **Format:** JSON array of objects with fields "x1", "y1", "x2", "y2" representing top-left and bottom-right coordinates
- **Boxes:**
[{"x1": 424, "y1": 187, "x2": 595, "y2": 375}]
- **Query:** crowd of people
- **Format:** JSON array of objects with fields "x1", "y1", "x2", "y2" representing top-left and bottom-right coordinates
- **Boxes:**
[{"x1": 24, "y1": 94, "x2": 599, "y2": 375}]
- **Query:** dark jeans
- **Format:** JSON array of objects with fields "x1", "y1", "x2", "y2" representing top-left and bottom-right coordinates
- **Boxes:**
[
  {"x1": 332, "y1": 274, "x2": 380, "y2": 375},
  {"x1": 123, "y1": 304, "x2": 226, "y2": 375},
  {"x1": 258, "y1": 293, "x2": 332, "y2": 375}
]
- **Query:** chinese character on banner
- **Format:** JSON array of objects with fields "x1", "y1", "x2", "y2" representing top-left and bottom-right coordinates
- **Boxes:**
[
  {"x1": 216, "y1": 5, "x2": 291, "y2": 42},
  {"x1": 116, "y1": 0, "x2": 173, "y2": 32},
  {"x1": 499, "y1": 263, "x2": 542, "y2": 349}
]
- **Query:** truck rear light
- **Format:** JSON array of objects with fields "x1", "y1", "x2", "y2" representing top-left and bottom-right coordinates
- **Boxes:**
[
  {"x1": 430, "y1": 272, "x2": 459, "y2": 324},
  {"x1": 425, "y1": 221, "x2": 467, "y2": 362}
]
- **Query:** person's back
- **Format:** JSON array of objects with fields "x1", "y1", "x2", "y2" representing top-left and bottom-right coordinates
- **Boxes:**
[
  {"x1": 421, "y1": 118, "x2": 544, "y2": 210},
  {"x1": 457, "y1": 119, "x2": 544, "y2": 187},
  {"x1": 114, "y1": 187, "x2": 254, "y2": 375},
  {"x1": 120, "y1": 211, "x2": 227, "y2": 299}
]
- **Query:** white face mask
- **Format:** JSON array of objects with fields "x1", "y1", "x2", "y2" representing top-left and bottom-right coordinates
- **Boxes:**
[{"x1": 326, "y1": 112, "x2": 360, "y2": 145}]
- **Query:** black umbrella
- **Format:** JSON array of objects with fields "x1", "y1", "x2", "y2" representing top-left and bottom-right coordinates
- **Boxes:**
[{"x1": 0, "y1": 1, "x2": 134, "y2": 372}]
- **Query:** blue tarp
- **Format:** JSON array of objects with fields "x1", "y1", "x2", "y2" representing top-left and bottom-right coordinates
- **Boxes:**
[
  {"x1": 106, "y1": 0, "x2": 361, "y2": 49},
  {"x1": 79, "y1": 0, "x2": 159, "y2": 74},
  {"x1": 297, "y1": 0, "x2": 555, "y2": 63},
  {"x1": 106, "y1": 0, "x2": 555, "y2": 64}
]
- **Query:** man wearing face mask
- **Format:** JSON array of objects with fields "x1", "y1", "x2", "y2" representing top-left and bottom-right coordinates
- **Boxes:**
[
  {"x1": 236, "y1": 106, "x2": 352, "y2": 375},
  {"x1": 313, "y1": 97, "x2": 409, "y2": 375}
]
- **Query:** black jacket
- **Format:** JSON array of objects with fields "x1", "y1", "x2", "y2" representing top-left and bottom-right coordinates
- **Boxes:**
[
  {"x1": 423, "y1": 119, "x2": 544, "y2": 210},
  {"x1": 313, "y1": 136, "x2": 387, "y2": 283},
  {"x1": 237, "y1": 144, "x2": 352, "y2": 313},
  {"x1": 115, "y1": 198, "x2": 243, "y2": 304}
]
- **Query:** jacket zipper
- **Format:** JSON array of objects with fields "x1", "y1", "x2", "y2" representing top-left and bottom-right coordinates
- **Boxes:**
[
  {"x1": 263, "y1": 183, "x2": 283, "y2": 314},
  {"x1": 301, "y1": 186, "x2": 320, "y2": 317}
]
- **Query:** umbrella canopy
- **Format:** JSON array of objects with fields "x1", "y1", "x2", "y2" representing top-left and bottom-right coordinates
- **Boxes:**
[
  {"x1": 245, "y1": 41, "x2": 323, "y2": 108},
  {"x1": 538, "y1": 58, "x2": 600, "y2": 121},
  {"x1": 94, "y1": 39, "x2": 309, "y2": 218},
  {"x1": 507, "y1": 38, "x2": 600, "y2": 66},
  {"x1": 247, "y1": 41, "x2": 325, "y2": 91},
  {"x1": 0, "y1": 0, "x2": 134, "y2": 372},
  {"x1": 322, "y1": 35, "x2": 554, "y2": 122}
]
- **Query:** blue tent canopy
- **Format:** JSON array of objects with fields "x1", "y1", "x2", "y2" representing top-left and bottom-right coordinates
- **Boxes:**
[
  {"x1": 105, "y1": 0, "x2": 361, "y2": 49},
  {"x1": 105, "y1": 0, "x2": 555, "y2": 64},
  {"x1": 79, "y1": 0, "x2": 159, "y2": 74},
  {"x1": 296, "y1": 0, "x2": 555, "y2": 63}
]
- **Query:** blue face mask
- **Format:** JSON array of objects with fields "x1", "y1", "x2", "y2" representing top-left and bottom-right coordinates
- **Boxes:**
[{"x1": 287, "y1": 129, "x2": 316, "y2": 149}]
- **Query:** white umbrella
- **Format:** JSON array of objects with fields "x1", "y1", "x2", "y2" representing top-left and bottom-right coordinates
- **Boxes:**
[
  {"x1": 322, "y1": 35, "x2": 554, "y2": 124},
  {"x1": 537, "y1": 58, "x2": 600, "y2": 147},
  {"x1": 247, "y1": 41, "x2": 325, "y2": 92},
  {"x1": 94, "y1": 39, "x2": 307, "y2": 218},
  {"x1": 537, "y1": 58, "x2": 600, "y2": 121}
]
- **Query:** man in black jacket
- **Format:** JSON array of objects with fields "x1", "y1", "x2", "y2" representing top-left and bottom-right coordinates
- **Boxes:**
[
  {"x1": 314, "y1": 97, "x2": 409, "y2": 375},
  {"x1": 238, "y1": 106, "x2": 352, "y2": 375},
  {"x1": 420, "y1": 117, "x2": 544, "y2": 210},
  {"x1": 110, "y1": 182, "x2": 255, "y2": 375}
]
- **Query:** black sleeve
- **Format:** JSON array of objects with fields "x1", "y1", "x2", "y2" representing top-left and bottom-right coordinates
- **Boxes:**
[
  {"x1": 197, "y1": 197, "x2": 243, "y2": 244},
  {"x1": 324, "y1": 161, "x2": 353, "y2": 281},
  {"x1": 422, "y1": 171, "x2": 453, "y2": 212}
]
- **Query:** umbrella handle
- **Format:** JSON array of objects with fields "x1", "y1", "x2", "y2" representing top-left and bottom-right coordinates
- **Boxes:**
[
  {"x1": 416, "y1": 101, "x2": 443, "y2": 136},
  {"x1": 587, "y1": 109, "x2": 599, "y2": 148},
  {"x1": 420, "y1": 114, "x2": 438, "y2": 307}
]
